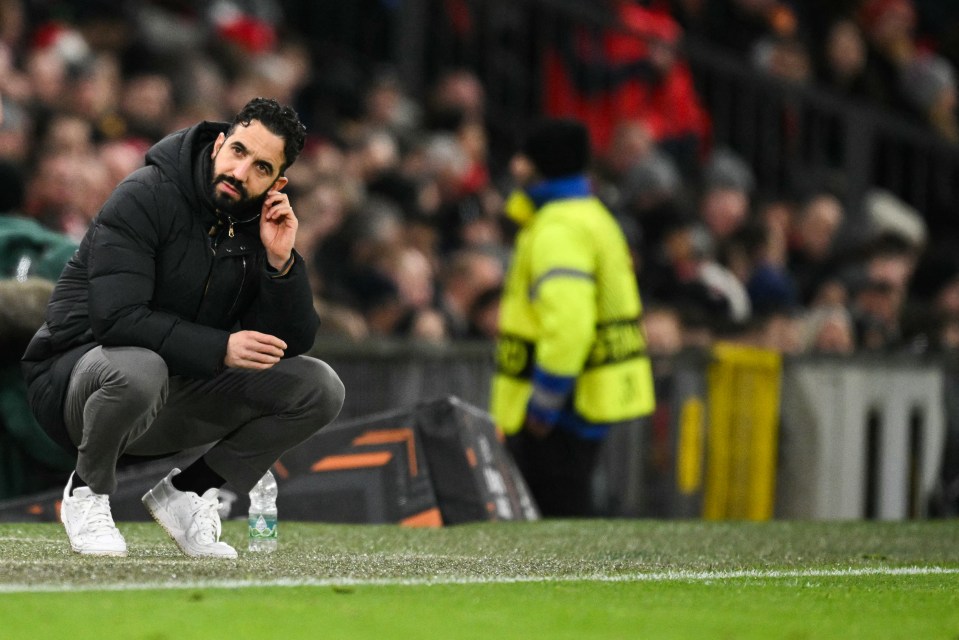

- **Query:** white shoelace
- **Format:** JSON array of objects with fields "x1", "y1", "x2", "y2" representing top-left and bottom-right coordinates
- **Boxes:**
[
  {"x1": 189, "y1": 493, "x2": 222, "y2": 544},
  {"x1": 80, "y1": 494, "x2": 120, "y2": 537}
]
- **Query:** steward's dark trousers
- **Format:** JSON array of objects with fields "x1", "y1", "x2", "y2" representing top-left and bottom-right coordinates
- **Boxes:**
[
  {"x1": 64, "y1": 346, "x2": 345, "y2": 495},
  {"x1": 507, "y1": 427, "x2": 602, "y2": 517}
]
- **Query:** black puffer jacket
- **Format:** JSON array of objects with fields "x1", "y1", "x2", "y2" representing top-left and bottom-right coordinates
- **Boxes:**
[{"x1": 21, "y1": 121, "x2": 320, "y2": 451}]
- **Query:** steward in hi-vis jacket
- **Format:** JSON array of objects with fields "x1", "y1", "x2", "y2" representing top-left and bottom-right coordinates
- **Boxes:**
[{"x1": 491, "y1": 118, "x2": 654, "y2": 516}]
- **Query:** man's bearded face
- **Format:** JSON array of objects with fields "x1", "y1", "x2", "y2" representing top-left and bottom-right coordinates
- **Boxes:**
[
  {"x1": 210, "y1": 165, "x2": 270, "y2": 219},
  {"x1": 208, "y1": 120, "x2": 287, "y2": 220}
]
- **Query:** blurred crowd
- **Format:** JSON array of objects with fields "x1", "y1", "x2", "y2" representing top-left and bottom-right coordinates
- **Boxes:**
[
  {"x1": 666, "y1": 0, "x2": 959, "y2": 142},
  {"x1": 1, "y1": 0, "x2": 959, "y2": 362}
]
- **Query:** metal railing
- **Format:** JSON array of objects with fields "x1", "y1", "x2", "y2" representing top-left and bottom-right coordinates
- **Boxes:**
[
  {"x1": 311, "y1": 339, "x2": 955, "y2": 520},
  {"x1": 312, "y1": 338, "x2": 495, "y2": 422}
]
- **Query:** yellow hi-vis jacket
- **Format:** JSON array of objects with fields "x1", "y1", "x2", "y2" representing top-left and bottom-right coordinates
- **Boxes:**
[{"x1": 491, "y1": 187, "x2": 655, "y2": 435}]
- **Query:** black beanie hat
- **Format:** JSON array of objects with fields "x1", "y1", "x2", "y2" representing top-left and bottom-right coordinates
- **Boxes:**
[{"x1": 522, "y1": 118, "x2": 591, "y2": 178}]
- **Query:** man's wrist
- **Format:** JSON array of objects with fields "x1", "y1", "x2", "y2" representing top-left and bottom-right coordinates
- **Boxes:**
[{"x1": 267, "y1": 252, "x2": 295, "y2": 277}]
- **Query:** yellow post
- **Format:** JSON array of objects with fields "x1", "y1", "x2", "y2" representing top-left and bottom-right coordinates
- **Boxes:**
[
  {"x1": 676, "y1": 397, "x2": 705, "y2": 496},
  {"x1": 702, "y1": 342, "x2": 782, "y2": 520}
]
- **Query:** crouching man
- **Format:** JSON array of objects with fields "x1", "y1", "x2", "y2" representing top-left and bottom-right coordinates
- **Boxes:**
[{"x1": 22, "y1": 97, "x2": 345, "y2": 558}]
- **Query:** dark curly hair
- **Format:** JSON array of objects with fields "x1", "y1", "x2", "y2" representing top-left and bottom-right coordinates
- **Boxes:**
[{"x1": 229, "y1": 97, "x2": 307, "y2": 174}]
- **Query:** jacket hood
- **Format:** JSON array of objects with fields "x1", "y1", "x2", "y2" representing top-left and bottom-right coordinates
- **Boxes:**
[{"x1": 144, "y1": 121, "x2": 228, "y2": 214}]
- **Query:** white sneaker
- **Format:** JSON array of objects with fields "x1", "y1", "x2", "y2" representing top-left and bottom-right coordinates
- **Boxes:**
[
  {"x1": 60, "y1": 472, "x2": 127, "y2": 557},
  {"x1": 142, "y1": 468, "x2": 237, "y2": 559}
]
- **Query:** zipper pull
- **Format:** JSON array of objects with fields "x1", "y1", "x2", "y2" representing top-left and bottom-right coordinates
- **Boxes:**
[{"x1": 228, "y1": 221, "x2": 235, "y2": 238}]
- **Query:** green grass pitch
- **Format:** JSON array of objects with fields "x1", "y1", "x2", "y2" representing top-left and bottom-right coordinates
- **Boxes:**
[{"x1": 0, "y1": 519, "x2": 957, "y2": 639}]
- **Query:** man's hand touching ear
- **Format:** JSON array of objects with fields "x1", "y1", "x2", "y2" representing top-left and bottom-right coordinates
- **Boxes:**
[{"x1": 260, "y1": 187, "x2": 297, "y2": 271}]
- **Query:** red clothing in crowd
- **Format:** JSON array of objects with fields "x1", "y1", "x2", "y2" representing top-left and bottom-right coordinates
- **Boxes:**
[{"x1": 544, "y1": 5, "x2": 710, "y2": 156}]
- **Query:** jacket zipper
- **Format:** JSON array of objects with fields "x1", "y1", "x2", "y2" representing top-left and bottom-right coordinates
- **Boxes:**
[
  {"x1": 226, "y1": 255, "x2": 247, "y2": 317},
  {"x1": 201, "y1": 222, "x2": 247, "y2": 320},
  {"x1": 202, "y1": 225, "x2": 218, "y2": 298}
]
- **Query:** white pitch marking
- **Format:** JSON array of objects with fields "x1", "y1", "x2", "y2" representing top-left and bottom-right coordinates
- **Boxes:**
[{"x1": 0, "y1": 566, "x2": 955, "y2": 594}]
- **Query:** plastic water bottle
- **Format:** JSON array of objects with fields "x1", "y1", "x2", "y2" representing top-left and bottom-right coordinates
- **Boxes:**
[{"x1": 248, "y1": 470, "x2": 278, "y2": 553}]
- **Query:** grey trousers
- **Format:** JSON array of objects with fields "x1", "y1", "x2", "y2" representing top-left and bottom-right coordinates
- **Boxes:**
[{"x1": 64, "y1": 346, "x2": 345, "y2": 495}]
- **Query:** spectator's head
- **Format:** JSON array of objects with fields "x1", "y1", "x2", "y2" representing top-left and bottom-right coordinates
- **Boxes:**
[
  {"x1": 858, "y1": 0, "x2": 916, "y2": 49},
  {"x1": 643, "y1": 304, "x2": 684, "y2": 356},
  {"x1": 383, "y1": 246, "x2": 436, "y2": 310},
  {"x1": 429, "y1": 68, "x2": 486, "y2": 124},
  {"x1": 801, "y1": 306, "x2": 856, "y2": 354},
  {"x1": 604, "y1": 120, "x2": 655, "y2": 178},
  {"x1": 354, "y1": 269, "x2": 404, "y2": 335},
  {"x1": 294, "y1": 175, "x2": 351, "y2": 256},
  {"x1": 26, "y1": 23, "x2": 91, "y2": 108},
  {"x1": 467, "y1": 285, "x2": 502, "y2": 340},
  {"x1": 669, "y1": 278, "x2": 739, "y2": 347},
  {"x1": 98, "y1": 138, "x2": 148, "y2": 187},
  {"x1": 825, "y1": 20, "x2": 867, "y2": 82},
  {"x1": 118, "y1": 71, "x2": 174, "y2": 140},
  {"x1": 442, "y1": 248, "x2": 504, "y2": 320},
  {"x1": 901, "y1": 54, "x2": 957, "y2": 120},
  {"x1": 704, "y1": 148, "x2": 755, "y2": 193},
  {"x1": 911, "y1": 242, "x2": 959, "y2": 315},
  {"x1": 342, "y1": 197, "x2": 406, "y2": 269},
  {"x1": 633, "y1": 9, "x2": 682, "y2": 72},
  {"x1": 0, "y1": 45, "x2": 10, "y2": 127},
  {"x1": 700, "y1": 149, "x2": 754, "y2": 240},
  {"x1": 68, "y1": 52, "x2": 121, "y2": 122},
  {"x1": 904, "y1": 243, "x2": 959, "y2": 351},
  {"x1": 753, "y1": 36, "x2": 812, "y2": 84},
  {"x1": 0, "y1": 97, "x2": 30, "y2": 163},
  {"x1": 865, "y1": 234, "x2": 918, "y2": 296},
  {"x1": 700, "y1": 188, "x2": 750, "y2": 240},
  {"x1": 0, "y1": 1, "x2": 26, "y2": 48},
  {"x1": 849, "y1": 275, "x2": 901, "y2": 349},
  {"x1": 620, "y1": 149, "x2": 681, "y2": 213},
  {"x1": 519, "y1": 118, "x2": 591, "y2": 183},
  {"x1": 796, "y1": 192, "x2": 844, "y2": 261},
  {"x1": 364, "y1": 69, "x2": 420, "y2": 135},
  {"x1": 352, "y1": 128, "x2": 401, "y2": 182},
  {"x1": 420, "y1": 133, "x2": 470, "y2": 202},
  {"x1": 756, "y1": 309, "x2": 804, "y2": 354},
  {"x1": 38, "y1": 111, "x2": 94, "y2": 157}
]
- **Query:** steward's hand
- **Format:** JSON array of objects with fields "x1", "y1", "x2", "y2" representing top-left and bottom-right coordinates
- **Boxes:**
[
  {"x1": 523, "y1": 413, "x2": 554, "y2": 439},
  {"x1": 224, "y1": 330, "x2": 287, "y2": 370}
]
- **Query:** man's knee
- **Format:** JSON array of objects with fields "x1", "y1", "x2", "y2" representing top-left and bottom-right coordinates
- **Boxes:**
[
  {"x1": 283, "y1": 356, "x2": 344, "y2": 425},
  {"x1": 100, "y1": 346, "x2": 168, "y2": 406},
  {"x1": 319, "y1": 360, "x2": 346, "y2": 422}
]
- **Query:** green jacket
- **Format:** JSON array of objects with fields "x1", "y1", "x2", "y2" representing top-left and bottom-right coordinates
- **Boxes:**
[
  {"x1": 0, "y1": 215, "x2": 77, "y2": 282},
  {"x1": 0, "y1": 215, "x2": 78, "y2": 498}
]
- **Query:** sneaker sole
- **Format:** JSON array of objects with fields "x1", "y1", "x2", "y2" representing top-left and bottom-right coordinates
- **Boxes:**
[
  {"x1": 69, "y1": 542, "x2": 127, "y2": 557},
  {"x1": 142, "y1": 490, "x2": 238, "y2": 560}
]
